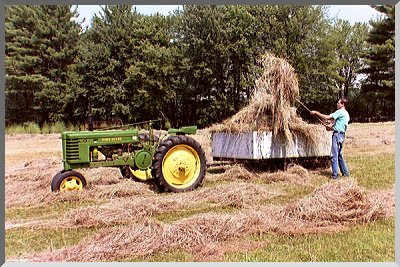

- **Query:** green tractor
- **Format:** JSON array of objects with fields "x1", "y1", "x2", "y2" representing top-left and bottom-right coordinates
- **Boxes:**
[{"x1": 51, "y1": 121, "x2": 207, "y2": 193}]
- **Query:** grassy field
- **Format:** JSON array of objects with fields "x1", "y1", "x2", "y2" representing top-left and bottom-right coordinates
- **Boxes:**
[{"x1": 4, "y1": 121, "x2": 395, "y2": 262}]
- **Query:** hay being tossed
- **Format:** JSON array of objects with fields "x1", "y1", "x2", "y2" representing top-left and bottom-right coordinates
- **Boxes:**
[{"x1": 211, "y1": 52, "x2": 327, "y2": 147}]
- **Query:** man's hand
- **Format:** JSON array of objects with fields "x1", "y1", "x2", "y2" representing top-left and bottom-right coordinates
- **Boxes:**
[
  {"x1": 325, "y1": 120, "x2": 334, "y2": 131},
  {"x1": 310, "y1": 110, "x2": 332, "y2": 121}
]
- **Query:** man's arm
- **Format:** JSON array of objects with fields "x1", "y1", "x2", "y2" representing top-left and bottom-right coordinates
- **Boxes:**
[
  {"x1": 310, "y1": 110, "x2": 334, "y2": 121},
  {"x1": 310, "y1": 111, "x2": 335, "y2": 131}
]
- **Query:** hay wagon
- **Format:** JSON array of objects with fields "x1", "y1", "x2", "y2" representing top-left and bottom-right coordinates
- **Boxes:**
[{"x1": 211, "y1": 130, "x2": 332, "y2": 170}]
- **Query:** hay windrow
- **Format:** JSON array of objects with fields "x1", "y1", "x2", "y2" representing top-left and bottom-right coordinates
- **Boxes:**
[
  {"x1": 47, "y1": 182, "x2": 282, "y2": 228},
  {"x1": 211, "y1": 164, "x2": 311, "y2": 185},
  {"x1": 5, "y1": 182, "x2": 283, "y2": 230},
  {"x1": 19, "y1": 178, "x2": 394, "y2": 262},
  {"x1": 22, "y1": 212, "x2": 271, "y2": 262},
  {"x1": 5, "y1": 162, "x2": 154, "y2": 208},
  {"x1": 266, "y1": 164, "x2": 311, "y2": 185},
  {"x1": 281, "y1": 178, "x2": 384, "y2": 225},
  {"x1": 367, "y1": 187, "x2": 395, "y2": 218}
]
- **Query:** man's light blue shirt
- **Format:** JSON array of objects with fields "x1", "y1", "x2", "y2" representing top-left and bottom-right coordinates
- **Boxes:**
[{"x1": 330, "y1": 108, "x2": 350, "y2": 133}]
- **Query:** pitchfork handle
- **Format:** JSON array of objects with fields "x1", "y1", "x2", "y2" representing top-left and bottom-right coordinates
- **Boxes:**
[{"x1": 295, "y1": 99, "x2": 328, "y2": 126}]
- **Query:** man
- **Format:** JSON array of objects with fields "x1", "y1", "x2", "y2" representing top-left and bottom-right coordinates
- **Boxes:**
[{"x1": 310, "y1": 98, "x2": 350, "y2": 179}]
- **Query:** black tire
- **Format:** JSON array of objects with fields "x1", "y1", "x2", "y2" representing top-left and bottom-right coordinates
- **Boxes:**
[
  {"x1": 138, "y1": 133, "x2": 159, "y2": 142},
  {"x1": 119, "y1": 165, "x2": 151, "y2": 181},
  {"x1": 152, "y1": 135, "x2": 207, "y2": 193},
  {"x1": 51, "y1": 171, "x2": 87, "y2": 192},
  {"x1": 119, "y1": 166, "x2": 132, "y2": 179}
]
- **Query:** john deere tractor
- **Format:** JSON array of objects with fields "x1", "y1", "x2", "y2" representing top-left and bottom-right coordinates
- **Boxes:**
[{"x1": 51, "y1": 121, "x2": 207, "y2": 193}]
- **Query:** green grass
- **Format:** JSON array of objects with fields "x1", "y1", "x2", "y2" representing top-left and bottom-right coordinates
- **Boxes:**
[
  {"x1": 6, "y1": 227, "x2": 99, "y2": 259},
  {"x1": 119, "y1": 219, "x2": 395, "y2": 262},
  {"x1": 155, "y1": 204, "x2": 240, "y2": 223},
  {"x1": 6, "y1": 122, "x2": 41, "y2": 134},
  {"x1": 347, "y1": 153, "x2": 394, "y2": 190},
  {"x1": 125, "y1": 249, "x2": 193, "y2": 262},
  {"x1": 6, "y1": 200, "x2": 100, "y2": 221},
  {"x1": 223, "y1": 219, "x2": 394, "y2": 262},
  {"x1": 41, "y1": 121, "x2": 67, "y2": 134},
  {"x1": 6, "y1": 121, "x2": 85, "y2": 134}
]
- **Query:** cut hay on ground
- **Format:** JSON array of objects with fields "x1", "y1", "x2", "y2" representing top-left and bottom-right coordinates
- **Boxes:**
[
  {"x1": 5, "y1": 159, "x2": 154, "y2": 208},
  {"x1": 367, "y1": 187, "x2": 395, "y2": 218},
  {"x1": 189, "y1": 239, "x2": 268, "y2": 262},
  {"x1": 211, "y1": 164, "x2": 311, "y2": 185},
  {"x1": 9, "y1": 182, "x2": 282, "y2": 230},
  {"x1": 21, "y1": 178, "x2": 393, "y2": 262},
  {"x1": 281, "y1": 178, "x2": 384, "y2": 225}
]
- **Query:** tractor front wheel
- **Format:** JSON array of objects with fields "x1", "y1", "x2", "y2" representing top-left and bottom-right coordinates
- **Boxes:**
[
  {"x1": 152, "y1": 135, "x2": 206, "y2": 192},
  {"x1": 51, "y1": 171, "x2": 87, "y2": 192}
]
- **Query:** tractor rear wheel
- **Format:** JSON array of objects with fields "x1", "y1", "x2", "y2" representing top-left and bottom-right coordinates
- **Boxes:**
[
  {"x1": 51, "y1": 171, "x2": 87, "y2": 192},
  {"x1": 152, "y1": 135, "x2": 206, "y2": 192}
]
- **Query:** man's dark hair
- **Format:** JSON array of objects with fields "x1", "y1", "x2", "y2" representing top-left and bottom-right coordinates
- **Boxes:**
[{"x1": 340, "y1": 98, "x2": 348, "y2": 107}]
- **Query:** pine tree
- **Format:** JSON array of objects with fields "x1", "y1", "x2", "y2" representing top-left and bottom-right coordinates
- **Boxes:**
[
  {"x1": 5, "y1": 5, "x2": 81, "y2": 124},
  {"x1": 76, "y1": 5, "x2": 178, "y2": 125},
  {"x1": 6, "y1": 5, "x2": 41, "y2": 123},
  {"x1": 76, "y1": 5, "x2": 144, "y2": 124},
  {"x1": 359, "y1": 5, "x2": 395, "y2": 117}
]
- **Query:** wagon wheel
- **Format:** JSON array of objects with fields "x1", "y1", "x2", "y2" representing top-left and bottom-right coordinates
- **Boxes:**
[
  {"x1": 51, "y1": 171, "x2": 87, "y2": 192},
  {"x1": 152, "y1": 135, "x2": 207, "y2": 192}
]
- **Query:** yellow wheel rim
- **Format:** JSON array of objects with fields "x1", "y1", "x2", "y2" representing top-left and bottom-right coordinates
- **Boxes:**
[
  {"x1": 60, "y1": 176, "x2": 83, "y2": 192},
  {"x1": 128, "y1": 167, "x2": 152, "y2": 181},
  {"x1": 162, "y1": 144, "x2": 201, "y2": 188}
]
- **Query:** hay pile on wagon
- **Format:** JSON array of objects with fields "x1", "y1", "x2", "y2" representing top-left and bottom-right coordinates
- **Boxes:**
[{"x1": 211, "y1": 52, "x2": 329, "y2": 153}]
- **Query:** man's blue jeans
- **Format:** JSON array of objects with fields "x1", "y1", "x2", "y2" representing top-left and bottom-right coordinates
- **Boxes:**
[{"x1": 331, "y1": 132, "x2": 349, "y2": 178}]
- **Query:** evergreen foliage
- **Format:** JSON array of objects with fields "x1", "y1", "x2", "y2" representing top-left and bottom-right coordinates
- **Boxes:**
[
  {"x1": 359, "y1": 5, "x2": 395, "y2": 118},
  {"x1": 5, "y1": 5, "x2": 394, "y2": 128},
  {"x1": 5, "y1": 5, "x2": 81, "y2": 124}
]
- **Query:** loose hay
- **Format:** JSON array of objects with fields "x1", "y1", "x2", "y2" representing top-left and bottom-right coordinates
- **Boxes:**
[
  {"x1": 281, "y1": 178, "x2": 384, "y2": 226},
  {"x1": 20, "y1": 178, "x2": 393, "y2": 262},
  {"x1": 266, "y1": 164, "x2": 311, "y2": 185},
  {"x1": 7, "y1": 181, "x2": 283, "y2": 231},
  {"x1": 52, "y1": 182, "x2": 282, "y2": 228},
  {"x1": 210, "y1": 52, "x2": 328, "y2": 151},
  {"x1": 368, "y1": 187, "x2": 395, "y2": 218},
  {"x1": 211, "y1": 163, "x2": 311, "y2": 185},
  {"x1": 5, "y1": 159, "x2": 154, "y2": 208},
  {"x1": 214, "y1": 164, "x2": 255, "y2": 180},
  {"x1": 23, "y1": 212, "x2": 272, "y2": 262},
  {"x1": 190, "y1": 239, "x2": 268, "y2": 262}
]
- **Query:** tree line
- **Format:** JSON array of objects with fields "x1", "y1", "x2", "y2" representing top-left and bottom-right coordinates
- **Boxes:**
[{"x1": 5, "y1": 5, "x2": 395, "y2": 128}]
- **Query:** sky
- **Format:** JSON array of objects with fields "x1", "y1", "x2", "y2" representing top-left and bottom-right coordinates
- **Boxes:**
[{"x1": 76, "y1": 5, "x2": 383, "y2": 29}]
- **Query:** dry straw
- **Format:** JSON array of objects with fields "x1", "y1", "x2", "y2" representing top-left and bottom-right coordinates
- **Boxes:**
[
  {"x1": 8, "y1": 182, "x2": 282, "y2": 230},
  {"x1": 210, "y1": 164, "x2": 311, "y2": 185},
  {"x1": 210, "y1": 52, "x2": 328, "y2": 149},
  {"x1": 21, "y1": 178, "x2": 393, "y2": 262},
  {"x1": 5, "y1": 159, "x2": 154, "y2": 208},
  {"x1": 281, "y1": 178, "x2": 385, "y2": 226}
]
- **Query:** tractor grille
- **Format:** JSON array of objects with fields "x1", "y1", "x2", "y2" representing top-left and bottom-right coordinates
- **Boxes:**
[{"x1": 66, "y1": 139, "x2": 79, "y2": 161}]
